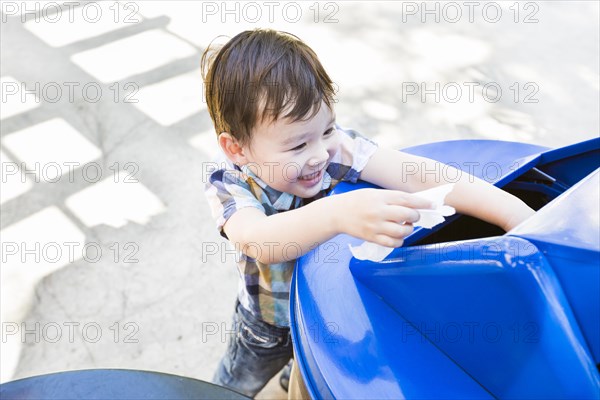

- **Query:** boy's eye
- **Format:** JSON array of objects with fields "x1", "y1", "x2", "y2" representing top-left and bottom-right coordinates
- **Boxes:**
[
  {"x1": 287, "y1": 127, "x2": 335, "y2": 151},
  {"x1": 290, "y1": 143, "x2": 306, "y2": 151}
]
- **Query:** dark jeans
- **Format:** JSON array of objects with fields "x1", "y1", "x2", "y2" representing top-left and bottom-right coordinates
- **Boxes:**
[{"x1": 212, "y1": 301, "x2": 293, "y2": 397}]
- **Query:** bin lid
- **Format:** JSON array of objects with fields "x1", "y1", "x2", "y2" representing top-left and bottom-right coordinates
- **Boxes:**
[{"x1": 0, "y1": 369, "x2": 250, "y2": 400}]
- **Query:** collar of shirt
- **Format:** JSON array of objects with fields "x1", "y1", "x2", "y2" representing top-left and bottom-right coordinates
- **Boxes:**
[{"x1": 240, "y1": 163, "x2": 333, "y2": 211}]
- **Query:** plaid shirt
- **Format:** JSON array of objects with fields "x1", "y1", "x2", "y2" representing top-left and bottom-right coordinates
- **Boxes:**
[{"x1": 204, "y1": 126, "x2": 378, "y2": 327}]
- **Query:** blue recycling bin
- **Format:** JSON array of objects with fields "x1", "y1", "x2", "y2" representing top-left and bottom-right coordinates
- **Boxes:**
[{"x1": 290, "y1": 138, "x2": 600, "y2": 399}]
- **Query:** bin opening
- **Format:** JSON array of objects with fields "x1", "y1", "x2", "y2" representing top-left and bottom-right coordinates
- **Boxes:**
[{"x1": 411, "y1": 166, "x2": 570, "y2": 246}]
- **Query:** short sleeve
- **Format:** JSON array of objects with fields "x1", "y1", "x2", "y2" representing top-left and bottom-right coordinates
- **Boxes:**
[
  {"x1": 326, "y1": 126, "x2": 379, "y2": 183},
  {"x1": 204, "y1": 163, "x2": 266, "y2": 238}
]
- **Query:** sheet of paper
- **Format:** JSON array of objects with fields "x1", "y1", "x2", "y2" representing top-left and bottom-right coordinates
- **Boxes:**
[{"x1": 349, "y1": 183, "x2": 456, "y2": 262}]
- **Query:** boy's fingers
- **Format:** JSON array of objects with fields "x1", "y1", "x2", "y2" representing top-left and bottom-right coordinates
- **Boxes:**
[
  {"x1": 387, "y1": 191, "x2": 434, "y2": 209},
  {"x1": 373, "y1": 234, "x2": 404, "y2": 249},
  {"x1": 380, "y1": 221, "x2": 414, "y2": 239},
  {"x1": 404, "y1": 210, "x2": 420, "y2": 224},
  {"x1": 385, "y1": 206, "x2": 420, "y2": 224}
]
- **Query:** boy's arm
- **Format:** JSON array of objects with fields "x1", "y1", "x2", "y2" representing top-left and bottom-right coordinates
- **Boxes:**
[
  {"x1": 360, "y1": 147, "x2": 535, "y2": 231},
  {"x1": 223, "y1": 189, "x2": 432, "y2": 264}
]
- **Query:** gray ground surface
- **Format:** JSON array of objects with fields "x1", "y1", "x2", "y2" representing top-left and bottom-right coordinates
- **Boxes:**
[{"x1": 1, "y1": 1, "x2": 598, "y2": 398}]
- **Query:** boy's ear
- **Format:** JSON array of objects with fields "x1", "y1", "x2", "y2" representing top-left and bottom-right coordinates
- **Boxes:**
[{"x1": 218, "y1": 132, "x2": 249, "y2": 165}]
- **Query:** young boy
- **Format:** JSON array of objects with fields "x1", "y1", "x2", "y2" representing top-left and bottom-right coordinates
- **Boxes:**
[{"x1": 201, "y1": 29, "x2": 534, "y2": 397}]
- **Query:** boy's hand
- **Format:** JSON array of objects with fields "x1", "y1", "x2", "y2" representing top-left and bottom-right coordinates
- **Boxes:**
[{"x1": 334, "y1": 189, "x2": 434, "y2": 248}]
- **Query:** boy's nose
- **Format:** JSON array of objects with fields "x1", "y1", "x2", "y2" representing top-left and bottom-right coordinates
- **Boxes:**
[{"x1": 308, "y1": 145, "x2": 330, "y2": 167}]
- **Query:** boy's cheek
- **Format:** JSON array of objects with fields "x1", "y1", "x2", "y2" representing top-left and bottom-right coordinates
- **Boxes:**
[
  {"x1": 282, "y1": 159, "x2": 303, "y2": 181},
  {"x1": 327, "y1": 135, "x2": 342, "y2": 157},
  {"x1": 267, "y1": 160, "x2": 302, "y2": 184}
]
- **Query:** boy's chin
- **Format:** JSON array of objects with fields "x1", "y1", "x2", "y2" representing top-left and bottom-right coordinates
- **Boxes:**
[{"x1": 290, "y1": 183, "x2": 323, "y2": 199}]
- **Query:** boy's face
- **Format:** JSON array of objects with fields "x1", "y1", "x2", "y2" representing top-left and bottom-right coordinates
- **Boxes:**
[{"x1": 242, "y1": 101, "x2": 340, "y2": 198}]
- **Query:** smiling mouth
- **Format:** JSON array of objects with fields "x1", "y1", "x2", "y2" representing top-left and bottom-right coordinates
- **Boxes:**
[{"x1": 299, "y1": 169, "x2": 322, "y2": 181}]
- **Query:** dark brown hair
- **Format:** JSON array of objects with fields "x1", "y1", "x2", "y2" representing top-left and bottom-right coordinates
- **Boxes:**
[{"x1": 201, "y1": 29, "x2": 336, "y2": 146}]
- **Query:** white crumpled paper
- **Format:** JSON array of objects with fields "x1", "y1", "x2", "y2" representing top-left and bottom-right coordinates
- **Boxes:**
[{"x1": 349, "y1": 183, "x2": 456, "y2": 262}]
